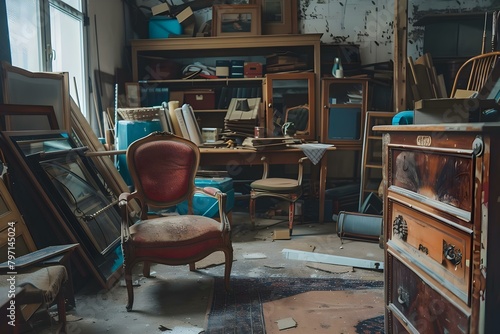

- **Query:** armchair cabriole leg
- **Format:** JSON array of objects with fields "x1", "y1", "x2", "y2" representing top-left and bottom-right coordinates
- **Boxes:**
[
  {"x1": 143, "y1": 261, "x2": 151, "y2": 277},
  {"x1": 224, "y1": 248, "x2": 233, "y2": 292},
  {"x1": 125, "y1": 269, "x2": 134, "y2": 311}
]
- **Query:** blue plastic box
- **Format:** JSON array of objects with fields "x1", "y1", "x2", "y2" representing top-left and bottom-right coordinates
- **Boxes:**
[
  {"x1": 177, "y1": 177, "x2": 235, "y2": 217},
  {"x1": 116, "y1": 120, "x2": 162, "y2": 186},
  {"x1": 149, "y1": 16, "x2": 182, "y2": 39}
]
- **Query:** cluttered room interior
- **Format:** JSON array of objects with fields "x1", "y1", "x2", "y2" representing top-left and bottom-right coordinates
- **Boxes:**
[{"x1": 0, "y1": 0, "x2": 499, "y2": 333}]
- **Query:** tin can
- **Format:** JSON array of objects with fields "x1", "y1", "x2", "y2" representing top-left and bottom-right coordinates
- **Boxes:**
[{"x1": 254, "y1": 126, "x2": 265, "y2": 138}]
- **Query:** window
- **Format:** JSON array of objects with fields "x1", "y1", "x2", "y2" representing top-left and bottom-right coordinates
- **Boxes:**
[{"x1": 6, "y1": 0, "x2": 88, "y2": 117}]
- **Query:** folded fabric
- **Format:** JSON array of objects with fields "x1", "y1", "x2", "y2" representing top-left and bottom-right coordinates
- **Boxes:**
[{"x1": 294, "y1": 143, "x2": 334, "y2": 165}]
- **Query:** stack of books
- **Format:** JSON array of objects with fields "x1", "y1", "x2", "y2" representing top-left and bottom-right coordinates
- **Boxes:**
[{"x1": 222, "y1": 97, "x2": 261, "y2": 140}]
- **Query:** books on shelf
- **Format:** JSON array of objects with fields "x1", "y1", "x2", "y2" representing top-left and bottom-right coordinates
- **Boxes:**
[
  {"x1": 167, "y1": 103, "x2": 204, "y2": 146},
  {"x1": 182, "y1": 104, "x2": 203, "y2": 145}
]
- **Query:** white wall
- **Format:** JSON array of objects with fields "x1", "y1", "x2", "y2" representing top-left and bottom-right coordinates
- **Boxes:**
[{"x1": 87, "y1": 0, "x2": 125, "y2": 133}]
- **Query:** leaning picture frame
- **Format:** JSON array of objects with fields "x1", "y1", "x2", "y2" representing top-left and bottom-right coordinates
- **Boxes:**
[
  {"x1": 251, "y1": 0, "x2": 298, "y2": 35},
  {"x1": 212, "y1": 4, "x2": 261, "y2": 37},
  {"x1": 0, "y1": 61, "x2": 70, "y2": 132}
]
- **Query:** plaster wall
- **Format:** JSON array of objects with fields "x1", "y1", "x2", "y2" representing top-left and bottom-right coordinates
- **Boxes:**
[{"x1": 300, "y1": 0, "x2": 495, "y2": 65}]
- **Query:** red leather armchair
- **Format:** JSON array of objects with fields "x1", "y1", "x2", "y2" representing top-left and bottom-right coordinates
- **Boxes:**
[{"x1": 118, "y1": 132, "x2": 233, "y2": 311}]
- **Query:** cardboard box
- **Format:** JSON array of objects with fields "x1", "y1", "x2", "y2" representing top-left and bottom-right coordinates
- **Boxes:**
[
  {"x1": 201, "y1": 128, "x2": 219, "y2": 143},
  {"x1": 273, "y1": 229, "x2": 291, "y2": 240},
  {"x1": 151, "y1": 3, "x2": 170, "y2": 16},
  {"x1": 414, "y1": 98, "x2": 498, "y2": 124},
  {"x1": 184, "y1": 90, "x2": 216, "y2": 110},
  {"x1": 244, "y1": 62, "x2": 263, "y2": 78},
  {"x1": 176, "y1": 6, "x2": 196, "y2": 37},
  {"x1": 230, "y1": 60, "x2": 244, "y2": 78}
]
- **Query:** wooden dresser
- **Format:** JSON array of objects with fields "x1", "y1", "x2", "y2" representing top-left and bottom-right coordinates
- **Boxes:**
[{"x1": 374, "y1": 123, "x2": 500, "y2": 333}]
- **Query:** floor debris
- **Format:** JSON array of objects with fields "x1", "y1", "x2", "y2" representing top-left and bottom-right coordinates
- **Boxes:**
[
  {"x1": 276, "y1": 317, "x2": 297, "y2": 330},
  {"x1": 282, "y1": 248, "x2": 384, "y2": 270}
]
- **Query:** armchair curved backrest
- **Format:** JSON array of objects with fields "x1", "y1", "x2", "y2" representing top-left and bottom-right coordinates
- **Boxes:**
[
  {"x1": 450, "y1": 51, "x2": 500, "y2": 97},
  {"x1": 127, "y1": 131, "x2": 199, "y2": 215}
]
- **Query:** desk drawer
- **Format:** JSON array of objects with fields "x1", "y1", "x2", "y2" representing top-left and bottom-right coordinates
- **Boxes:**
[
  {"x1": 389, "y1": 149, "x2": 473, "y2": 212},
  {"x1": 388, "y1": 199, "x2": 472, "y2": 302},
  {"x1": 388, "y1": 255, "x2": 470, "y2": 334}
]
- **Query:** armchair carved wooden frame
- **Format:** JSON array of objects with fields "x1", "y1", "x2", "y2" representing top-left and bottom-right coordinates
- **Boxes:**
[{"x1": 119, "y1": 131, "x2": 233, "y2": 311}]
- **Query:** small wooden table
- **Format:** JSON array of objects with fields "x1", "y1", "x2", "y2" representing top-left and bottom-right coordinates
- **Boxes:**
[{"x1": 199, "y1": 146, "x2": 335, "y2": 223}]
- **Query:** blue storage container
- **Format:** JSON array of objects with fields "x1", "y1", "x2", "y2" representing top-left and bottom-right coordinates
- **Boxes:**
[
  {"x1": 177, "y1": 177, "x2": 235, "y2": 217},
  {"x1": 117, "y1": 120, "x2": 162, "y2": 186},
  {"x1": 149, "y1": 16, "x2": 183, "y2": 39}
]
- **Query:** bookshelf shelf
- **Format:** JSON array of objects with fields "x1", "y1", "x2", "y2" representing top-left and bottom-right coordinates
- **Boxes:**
[{"x1": 130, "y1": 34, "x2": 322, "y2": 133}]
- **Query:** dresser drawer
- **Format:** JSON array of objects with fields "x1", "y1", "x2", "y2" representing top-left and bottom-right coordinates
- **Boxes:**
[
  {"x1": 389, "y1": 149, "x2": 473, "y2": 212},
  {"x1": 387, "y1": 199, "x2": 472, "y2": 303},
  {"x1": 388, "y1": 255, "x2": 470, "y2": 334}
]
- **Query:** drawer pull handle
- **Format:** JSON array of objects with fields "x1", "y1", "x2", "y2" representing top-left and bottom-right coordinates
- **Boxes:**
[
  {"x1": 393, "y1": 215, "x2": 408, "y2": 241},
  {"x1": 443, "y1": 242, "x2": 462, "y2": 266},
  {"x1": 397, "y1": 286, "x2": 409, "y2": 307}
]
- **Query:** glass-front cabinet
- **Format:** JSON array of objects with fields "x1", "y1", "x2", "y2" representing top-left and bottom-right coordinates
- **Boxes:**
[
  {"x1": 263, "y1": 72, "x2": 316, "y2": 140},
  {"x1": 320, "y1": 78, "x2": 368, "y2": 148}
]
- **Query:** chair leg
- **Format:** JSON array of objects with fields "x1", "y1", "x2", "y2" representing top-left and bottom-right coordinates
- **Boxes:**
[
  {"x1": 189, "y1": 263, "x2": 195, "y2": 271},
  {"x1": 249, "y1": 196, "x2": 256, "y2": 230},
  {"x1": 56, "y1": 288, "x2": 67, "y2": 334},
  {"x1": 223, "y1": 249, "x2": 233, "y2": 292},
  {"x1": 125, "y1": 268, "x2": 134, "y2": 312},
  {"x1": 143, "y1": 261, "x2": 151, "y2": 277},
  {"x1": 288, "y1": 201, "x2": 295, "y2": 235}
]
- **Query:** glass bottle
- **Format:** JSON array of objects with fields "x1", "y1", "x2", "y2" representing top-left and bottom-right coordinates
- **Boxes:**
[
  {"x1": 331, "y1": 57, "x2": 339, "y2": 77},
  {"x1": 332, "y1": 57, "x2": 343, "y2": 78}
]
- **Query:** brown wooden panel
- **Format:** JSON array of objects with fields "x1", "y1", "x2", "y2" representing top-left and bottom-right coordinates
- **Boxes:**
[
  {"x1": 389, "y1": 255, "x2": 470, "y2": 334},
  {"x1": 389, "y1": 148, "x2": 473, "y2": 212},
  {"x1": 387, "y1": 199, "x2": 472, "y2": 302}
]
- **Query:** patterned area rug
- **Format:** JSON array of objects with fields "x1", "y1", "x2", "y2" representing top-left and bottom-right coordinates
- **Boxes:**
[{"x1": 205, "y1": 277, "x2": 384, "y2": 333}]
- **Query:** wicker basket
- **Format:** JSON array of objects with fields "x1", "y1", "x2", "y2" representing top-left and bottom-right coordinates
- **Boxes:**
[{"x1": 117, "y1": 107, "x2": 161, "y2": 121}]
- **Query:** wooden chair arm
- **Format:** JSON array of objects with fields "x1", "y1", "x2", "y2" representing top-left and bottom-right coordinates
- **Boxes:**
[
  {"x1": 195, "y1": 187, "x2": 230, "y2": 231},
  {"x1": 297, "y1": 157, "x2": 309, "y2": 185}
]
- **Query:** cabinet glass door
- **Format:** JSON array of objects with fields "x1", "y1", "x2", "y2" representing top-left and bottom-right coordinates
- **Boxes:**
[
  {"x1": 321, "y1": 78, "x2": 367, "y2": 147},
  {"x1": 264, "y1": 72, "x2": 315, "y2": 140}
]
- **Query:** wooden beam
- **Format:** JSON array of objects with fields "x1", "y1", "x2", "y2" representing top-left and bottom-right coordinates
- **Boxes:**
[{"x1": 394, "y1": 0, "x2": 408, "y2": 112}]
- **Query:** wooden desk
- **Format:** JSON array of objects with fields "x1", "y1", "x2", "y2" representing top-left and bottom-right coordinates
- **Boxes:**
[{"x1": 199, "y1": 146, "x2": 335, "y2": 223}]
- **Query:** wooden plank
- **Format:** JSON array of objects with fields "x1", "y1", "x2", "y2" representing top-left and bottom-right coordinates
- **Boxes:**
[{"x1": 393, "y1": 0, "x2": 408, "y2": 111}]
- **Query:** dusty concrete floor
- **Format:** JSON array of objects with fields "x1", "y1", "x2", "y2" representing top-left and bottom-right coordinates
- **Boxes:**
[{"x1": 37, "y1": 210, "x2": 384, "y2": 334}]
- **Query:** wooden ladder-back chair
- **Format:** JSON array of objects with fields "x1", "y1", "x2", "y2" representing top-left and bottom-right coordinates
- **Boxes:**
[
  {"x1": 450, "y1": 51, "x2": 500, "y2": 97},
  {"x1": 249, "y1": 156, "x2": 309, "y2": 235},
  {"x1": 118, "y1": 131, "x2": 233, "y2": 311}
]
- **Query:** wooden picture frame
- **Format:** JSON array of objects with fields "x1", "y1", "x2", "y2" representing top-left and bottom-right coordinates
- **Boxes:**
[
  {"x1": 1, "y1": 61, "x2": 70, "y2": 132},
  {"x1": 0, "y1": 104, "x2": 59, "y2": 131},
  {"x1": 212, "y1": 5, "x2": 261, "y2": 37},
  {"x1": 251, "y1": 0, "x2": 298, "y2": 35}
]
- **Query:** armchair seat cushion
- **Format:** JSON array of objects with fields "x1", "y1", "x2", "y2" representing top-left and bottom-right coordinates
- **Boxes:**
[
  {"x1": 129, "y1": 215, "x2": 225, "y2": 259},
  {"x1": 251, "y1": 178, "x2": 301, "y2": 193}
]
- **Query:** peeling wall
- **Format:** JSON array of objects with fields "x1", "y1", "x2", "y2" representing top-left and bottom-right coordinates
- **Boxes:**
[{"x1": 300, "y1": 0, "x2": 496, "y2": 65}]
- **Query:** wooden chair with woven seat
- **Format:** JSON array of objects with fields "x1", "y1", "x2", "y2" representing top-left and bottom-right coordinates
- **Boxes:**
[
  {"x1": 118, "y1": 131, "x2": 233, "y2": 312},
  {"x1": 249, "y1": 156, "x2": 309, "y2": 235},
  {"x1": 450, "y1": 51, "x2": 500, "y2": 98}
]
